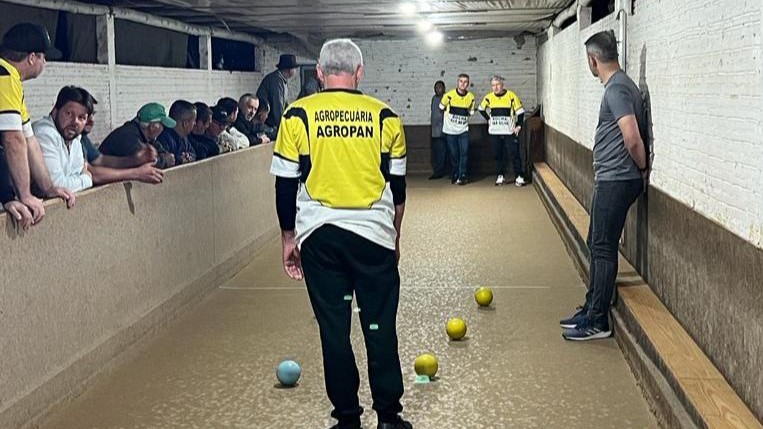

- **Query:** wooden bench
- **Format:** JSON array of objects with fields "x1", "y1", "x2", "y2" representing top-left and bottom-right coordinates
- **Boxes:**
[{"x1": 534, "y1": 162, "x2": 761, "y2": 429}]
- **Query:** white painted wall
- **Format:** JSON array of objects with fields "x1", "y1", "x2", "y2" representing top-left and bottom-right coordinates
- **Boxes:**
[
  {"x1": 22, "y1": 43, "x2": 305, "y2": 144},
  {"x1": 356, "y1": 37, "x2": 538, "y2": 126},
  {"x1": 538, "y1": 0, "x2": 762, "y2": 248}
]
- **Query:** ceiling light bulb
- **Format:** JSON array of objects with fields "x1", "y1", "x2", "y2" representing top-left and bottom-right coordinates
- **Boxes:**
[
  {"x1": 399, "y1": 2, "x2": 417, "y2": 16},
  {"x1": 425, "y1": 30, "x2": 444, "y2": 47},
  {"x1": 417, "y1": 19, "x2": 434, "y2": 33}
]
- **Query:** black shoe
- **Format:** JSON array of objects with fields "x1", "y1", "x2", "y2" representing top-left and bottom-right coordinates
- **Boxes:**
[
  {"x1": 457, "y1": 177, "x2": 468, "y2": 185},
  {"x1": 559, "y1": 305, "x2": 587, "y2": 329},
  {"x1": 328, "y1": 424, "x2": 361, "y2": 429},
  {"x1": 562, "y1": 319, "x2": 612, "y2": 341},
  {"x1": 378, "y1": 418, "x2": 412, "y2": 429},
  {"x1": 450, "y1": 177, "x2": 457, "y2": 184}
]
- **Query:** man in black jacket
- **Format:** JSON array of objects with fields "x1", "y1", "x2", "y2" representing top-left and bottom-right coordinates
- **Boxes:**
[{"x1": 256, "y1": 54, "x2": 298, "y2": 129}]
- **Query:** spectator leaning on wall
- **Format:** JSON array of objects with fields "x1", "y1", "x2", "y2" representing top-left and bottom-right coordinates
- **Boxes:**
[
  {"x1": 99, "y1": 103, "x2": 177, "y2": 169},
  {"x1": 0, "y1": 23, "x2": 75, "y2": 229},
  {"x1": 157, "y1": 100, "x2": 197, "y2": 165},
  {"x1": 33, "y1": 86, "x2": 96, "y2": 193},
  {"x1": 80, "y1": 110, "x2": 163, "y2": 186}
]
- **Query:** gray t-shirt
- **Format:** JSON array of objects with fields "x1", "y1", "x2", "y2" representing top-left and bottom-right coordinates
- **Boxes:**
[
  {"x1": 431, "y1": 95, "x2": 444, "y2": 138},
  {"x1": 593, "y1": 71, "x2": 645, "y2": 181}
]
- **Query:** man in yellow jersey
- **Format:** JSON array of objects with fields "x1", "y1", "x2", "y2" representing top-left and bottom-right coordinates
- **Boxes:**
[
  {"x1": 270, "y1": 39, "x2": 411, "y2": 429},
  {"x1": 439, "y1": 73, "x2": 475, "y2": 185},
  {"x1": 0, "y1": 23, "x2": 75, "y2": 229},
  {"x1": 478, "y1": 75, "x2": 527, "y2": 186}
]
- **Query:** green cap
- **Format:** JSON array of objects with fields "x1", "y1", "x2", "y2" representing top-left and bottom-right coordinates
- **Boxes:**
[{"x1": 136, "y1": 103, "x2": 176, "y2": 128}]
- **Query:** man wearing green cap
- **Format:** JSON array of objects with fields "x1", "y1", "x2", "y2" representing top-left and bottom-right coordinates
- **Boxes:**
[
  {"x1": 99, "y1": 103, "x2": 177, "y2": 169},
  {"x1": 1, "y1": 22, "x2": 75, "y2": 229}
]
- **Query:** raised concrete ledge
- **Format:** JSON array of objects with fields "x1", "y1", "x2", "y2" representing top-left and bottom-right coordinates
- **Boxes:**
[
  {"x1": 532, "y1": 163, "x2": 762, "y2": 429},
  {"x1": 1, "y1": 144, "x2": 279, "y2": 429}
]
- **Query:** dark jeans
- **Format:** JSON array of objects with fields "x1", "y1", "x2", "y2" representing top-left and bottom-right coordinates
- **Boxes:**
[
  {"x1": 490, "y1": 134, "x2": 523, "y2": 177},
  {"x1": 583, "y1": 179, "x2": 643, "y2": 326},
  {"x1": 301, "y1": 225, "x2": 404, "y2": 427},
  {"x1": 430, "y1": 136, "x2": 447, "y2": 176},
  {"x1": 444, "y1": 132, "x2": 469, "y2": 180}
]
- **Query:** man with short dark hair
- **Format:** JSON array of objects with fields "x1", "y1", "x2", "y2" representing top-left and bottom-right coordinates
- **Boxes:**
[
  {"x1": 158, "y1": 100, "x2": 197, "y2": 165},
  {"x1": 561, "y1": 30, "x2": 648, "y2": 341},
  {"x1": 100, "y1": 103, "x2": 177, "y2": 169},
  {"x1": 189, "y1": 105, "x2": 226, "y2": 160},
  {"x1": 189, "y1": 102, "x2": 220, "y2": 160},
  {"x1": 440, "y1": 73, "x2": 475, "y2": 185},
  {"x1": 428, "y1": 80, "x2": 446, "y2": 180},
  {"x1": 216, "y1": 97, "x2": 248, "y2": 151},
  {"x1": 0, "y1": 23, "x2": 75, "y2": 229},
  {"x1": 256, "y1": 53, "x2": 299, "y2": 129},
  {"x1": 34, "y1": 86, "x2": 96, "y2": 192},
  {"x1": 252, "y1": 98, "x2": 276, "y2": 143}
]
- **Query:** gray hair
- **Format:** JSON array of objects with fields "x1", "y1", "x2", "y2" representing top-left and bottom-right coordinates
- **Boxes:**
[
  {"x1": 239, "y1": 93, "x2": 255, "y2": 106},
  {"x1": 319, "y1": 39, "x2": 363, "y2": 75},
  {"x1": 585, "y1": 30, "x2": 619, "y2": 63},
  {"x1": 491, "y1": 75, "x2": 505, "y2": 84}
]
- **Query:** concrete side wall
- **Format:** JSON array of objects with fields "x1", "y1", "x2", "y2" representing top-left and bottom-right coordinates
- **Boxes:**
[{"x1": 0, "y1": 145, "x2": 279, "y2": 429}]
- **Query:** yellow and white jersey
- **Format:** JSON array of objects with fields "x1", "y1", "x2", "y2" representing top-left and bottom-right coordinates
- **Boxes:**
[
  {"x1": 0, "y1": 58, "x2": 33, "y2": 138},
  {"x1": 270, "y1": 88, "x2": 407, "y2": 250},
  {"x1": 478, "y1": 90, "x2": 525, "y2": 135},
  {"x1": 439, "y1": 89, "x2": 475, "y2": 135}
]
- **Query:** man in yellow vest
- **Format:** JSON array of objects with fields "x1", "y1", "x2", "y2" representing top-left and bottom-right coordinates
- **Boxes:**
[
  {"x1": 478, "y1": 75, "x2": 527, "y2": 186},
  {"x1": 1, "y1": 23, "x2": 75, "y2": 229},
  {"x1": 440, "y1": 74, "x2": 475, "y2": 185},
  {"x1": 270, "y1": 38, "x2": 412, "y2": 429}
]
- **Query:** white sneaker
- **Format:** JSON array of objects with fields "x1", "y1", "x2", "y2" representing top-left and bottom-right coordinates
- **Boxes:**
[
  {"x1": 515, "y1": 176, "x2": 526, "y2": 187},
  {"x1": 495, "y1": 175, "x2": 505, "y2": 186}
]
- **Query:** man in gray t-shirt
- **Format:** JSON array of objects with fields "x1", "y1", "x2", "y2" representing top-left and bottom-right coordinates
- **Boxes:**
[
  {"x1": 593, "y1": 70, "x2": 647, "y2": 181},
  {"x1": 429, "y1": 80, "x2": 447, "y2": 179},
  {"x1": 561, "y1": 30, "x2": 649, "y2": 341}
]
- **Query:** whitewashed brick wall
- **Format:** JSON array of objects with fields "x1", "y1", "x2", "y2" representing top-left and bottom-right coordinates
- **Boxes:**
[
  {"x1": 356, "y1": 37, "x2": 538, "y2": 126},
  {"x1": 538, "y1": 1, "x2": 762, "y2": 248},
  {"x1": 22, "y1": 43, "x2": 303, "y2": 143}
]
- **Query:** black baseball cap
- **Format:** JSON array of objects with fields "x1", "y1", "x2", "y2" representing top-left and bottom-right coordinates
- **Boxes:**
[
  {"x1": 1, "y1": 23, "x2": 62, "y2": 60},
  {"x1": 211, "y1": 105, "x2": 229, "y2": 124}
]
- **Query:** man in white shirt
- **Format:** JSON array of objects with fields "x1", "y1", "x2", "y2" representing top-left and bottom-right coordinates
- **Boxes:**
[{"x1": 33, "y1": 86, "x2": 95, "y2": 192}]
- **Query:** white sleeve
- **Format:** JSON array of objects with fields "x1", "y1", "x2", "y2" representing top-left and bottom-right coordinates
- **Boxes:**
[{"x1": 36, "y1": 125, "x2": 92, "y2": 192}]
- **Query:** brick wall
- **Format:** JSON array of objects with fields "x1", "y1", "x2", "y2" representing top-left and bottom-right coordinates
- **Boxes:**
[
  {"x1": 538, "y1": 1, "x2": 762, "y2": 248},
  {"x1": 356, "y1": 37, "x2": 538, "y2": 126},
  {"x1": 22, "y1": 43, "x2": 303, "y2": 143}
]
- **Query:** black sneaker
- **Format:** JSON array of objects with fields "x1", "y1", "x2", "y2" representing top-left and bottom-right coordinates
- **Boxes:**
[
  {"x1": 562, "y1": 320, "x2": 612, "y2": 341},
  {"x1": 450, "y1": 177, "x2": 458, "y2": 184},
  {"x1": 378, "y1": 418, "x2": 413, "y2": 429},
  {"x1": 457, "y1": 177, "x2": 468, "y2": 186},
  {"x1": 559, "y1": 306, "x2": 587, "y2": 329}
]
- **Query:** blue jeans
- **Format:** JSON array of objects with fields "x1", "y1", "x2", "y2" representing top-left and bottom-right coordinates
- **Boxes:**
[
  {"x1": 583, "y1": 179, "x2": 643, "y2": 326},
  {"x1": 444, "y1": 132, "x2": 469, "y2": 180}
]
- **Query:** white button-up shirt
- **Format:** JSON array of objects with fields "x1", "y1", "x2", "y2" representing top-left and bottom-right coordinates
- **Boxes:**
[{"x1": 33, "y1": 115, "x2": 93, "y2": 192}]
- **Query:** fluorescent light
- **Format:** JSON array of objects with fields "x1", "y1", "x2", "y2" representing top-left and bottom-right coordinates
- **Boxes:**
[
  {"x1": 399, "y1": 2, "x2": 417, "y2": 16},
  {"x1": 425, "y1": 30, "x2": 444, "y2": 46},
  {"x1": 416, "y1": 0, "x2": 431, "y2": 12},
  {"x1": 417, "y1": 19, "x2": 434, "y2": 33}
]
